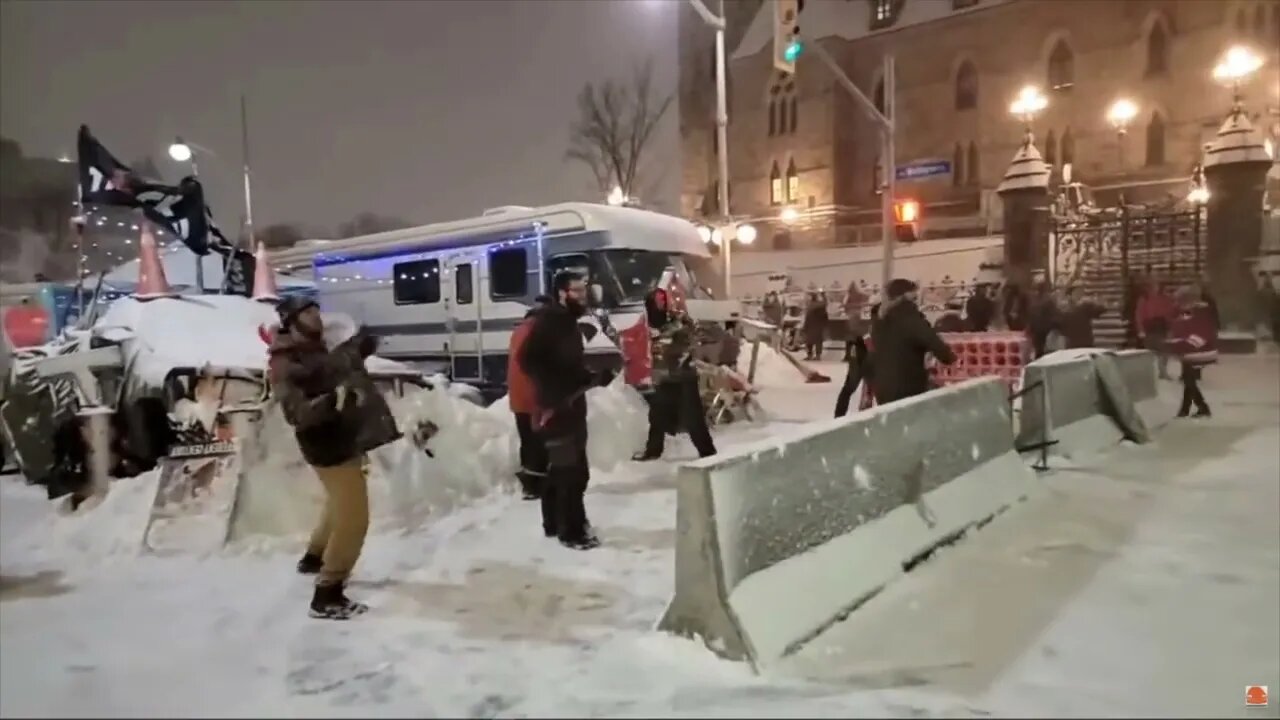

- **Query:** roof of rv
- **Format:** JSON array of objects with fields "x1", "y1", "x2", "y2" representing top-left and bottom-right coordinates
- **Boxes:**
[{"x1": 271, "y1": 202, "x2": 709, "y2": 270}]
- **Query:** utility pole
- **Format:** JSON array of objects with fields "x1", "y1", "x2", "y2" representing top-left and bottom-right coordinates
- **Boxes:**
[
  {"x1": 687, "y1": 0, "x2": 733, "y2": 296},
  {"x1": 802, "y1": 35, "x2": 897, "y2": 289}
]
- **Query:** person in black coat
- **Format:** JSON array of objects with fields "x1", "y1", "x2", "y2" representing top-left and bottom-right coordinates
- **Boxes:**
[
  {"x1": 1026, "y1": 281, "x2": 1060, "y2": 359},
  {"x1": 870, "y1": 279, "x2": 958, "y2": 405},
  {"x1": 518, "y1": 271, "x2": 599, "y2": 550}
]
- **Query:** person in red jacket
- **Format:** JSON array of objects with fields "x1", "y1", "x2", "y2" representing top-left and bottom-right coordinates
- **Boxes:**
[
  {"x1": 1135, "y1": 280, "x2": 1176, "y2": 379},
  {"x1": 508, "y1": 297, "x2": 550, "y2": 499},
  {"x1": 1167, "y1": 287, "x2": 1217, "y2": 418}
]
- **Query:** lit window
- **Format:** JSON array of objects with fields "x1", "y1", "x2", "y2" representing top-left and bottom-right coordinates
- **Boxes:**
[
  {"x1": 786, "y1": 159, "x2": 800, "y2": 202},
  {"x1": 770, "y1": 162, "x2": 784, "y2": 205}
]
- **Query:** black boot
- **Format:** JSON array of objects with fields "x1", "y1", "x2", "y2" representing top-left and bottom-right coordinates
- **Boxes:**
[
  {"x1": 296, "y1": 552, "x2": 323, "y2": 575},
  {"x1": 560, "y1": 533, "x2": 601, "y2": 551},
  {"x1": 309, "y1": 583, "x2": 368, "y2": 620}
]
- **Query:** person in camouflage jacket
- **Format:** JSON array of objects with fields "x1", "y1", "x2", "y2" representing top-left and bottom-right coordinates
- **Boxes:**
[{"x1": 635, "y1": 288, "x2": 717, "y2": 460}]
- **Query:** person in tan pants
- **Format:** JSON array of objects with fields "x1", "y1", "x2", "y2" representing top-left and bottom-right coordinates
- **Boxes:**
[{"x1": 268, "y1": 297, "x2": 400, "y2": 620}]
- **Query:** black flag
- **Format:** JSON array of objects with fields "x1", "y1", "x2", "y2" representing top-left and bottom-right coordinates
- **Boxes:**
[{"x1": 76, "y1": 125, "x2": 231, "y2": 256}]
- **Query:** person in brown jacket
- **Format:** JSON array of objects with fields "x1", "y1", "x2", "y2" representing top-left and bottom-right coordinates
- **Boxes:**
[
  {"x1": 269, "y1": 297, "x2": 400, "y2": 620},
  {"x1": 507, "y1": 297, "x2": 550, "y2": 500}
]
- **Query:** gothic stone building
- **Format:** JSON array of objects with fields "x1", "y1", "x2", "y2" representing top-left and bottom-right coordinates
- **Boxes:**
[{"x1": 679, "y1": 0, "x2": 1280, "y2": 251}]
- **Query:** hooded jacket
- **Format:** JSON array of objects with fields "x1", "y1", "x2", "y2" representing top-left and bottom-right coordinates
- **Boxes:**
[{"x1": 268, "y1": 327, "x2": 399, "y2": 467}]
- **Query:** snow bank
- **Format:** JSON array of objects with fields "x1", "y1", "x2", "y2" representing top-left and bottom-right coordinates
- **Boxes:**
[
  {"x1": 19, "y1": 372, "x2": 649, "y2": 559},
  {"x1": 96, "y1": 296, "x2": 278, "y2": 386}
]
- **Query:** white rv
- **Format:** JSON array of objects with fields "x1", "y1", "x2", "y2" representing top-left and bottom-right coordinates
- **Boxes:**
[{"x1": 270, "y1": 203, "x2": 739, "y2": 393}]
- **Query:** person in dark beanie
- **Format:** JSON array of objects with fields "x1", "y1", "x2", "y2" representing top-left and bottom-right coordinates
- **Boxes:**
[
  {"x1": 869, "y1": 278, "x2": 957, "y2": 404},
  {"x1": 269, "y1": 296, "x2": 400, "y2": 620},
  {"x1": 519, "y1": 271, "x2": 599, "y2": 550},
  {"x1": 635, "y1": 287, "x2": 717, "y2": 461},
  {"x1": 507, "y1": 296, "x2": 551, "y2": 500},
  {"x1": 964, "y1": 283, "x2": 996, "y2": 332}
]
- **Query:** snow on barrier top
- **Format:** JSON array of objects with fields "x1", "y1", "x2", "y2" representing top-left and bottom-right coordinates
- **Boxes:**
[{"x1": 659, "y1": 377, "x2": 1038, "y2": 670}]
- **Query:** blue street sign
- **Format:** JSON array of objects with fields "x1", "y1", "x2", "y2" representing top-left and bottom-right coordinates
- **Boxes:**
[{"x1": 896, "y1": 160, "x2": 952, "y2": 181}]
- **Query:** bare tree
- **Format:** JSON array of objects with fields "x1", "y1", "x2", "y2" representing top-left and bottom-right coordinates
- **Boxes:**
[
  {"x1": 566, "y1": 59, "x2": 673, "y2": 201},
  {"x1": 256, "y1": 223, "x2": 306, "y2": 249},
  {"x1": 336, "y1": 212, "x2": 413, "y2": 239}
]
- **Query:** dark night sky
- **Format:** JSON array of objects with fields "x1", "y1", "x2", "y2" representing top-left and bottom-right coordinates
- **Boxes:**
[{"x1": 1, "y1": 0, "x2": 681, "y2": 234}]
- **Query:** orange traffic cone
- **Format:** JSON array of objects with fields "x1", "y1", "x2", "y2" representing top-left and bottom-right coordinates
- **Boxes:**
[
  {"x1": 251, "y1": 243, "x2": 280, "y2": 303},
  {"x1": 132, "y1": 223, "x2": 176, "y2": 300}
]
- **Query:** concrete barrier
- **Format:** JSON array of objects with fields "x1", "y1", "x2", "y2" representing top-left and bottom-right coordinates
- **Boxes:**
[
  {"x1": 1016, "y1": 349, "x2": 1169, "y2": 459},
  {"x1": 658, "y1": 377, "x2": 1037, "y2": 670},
  {"x1": 1017, "y1": 352, "x2": 1122, "y2": 457},
  {"x1": 1113, "y1": 349, "x2": 1173, "y2": 431}
]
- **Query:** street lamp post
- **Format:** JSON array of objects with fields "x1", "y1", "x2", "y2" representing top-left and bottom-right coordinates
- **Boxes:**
[
  {"x1": 1212, "y1": 45, "x2": 1264, "y2": 112},
  {"x1": 1106, "y1": 98, "x2": 1138, "y2": 172},
  {"x1": 685, "y1": 0, "x2": 735, "y2": 295},
  {"x1": 166, "y1": 95, "x2": 258, "y2": 295},
  {"x1": 1010, "y1": 85, "x2": 1048, "y2": 142},
  {"x1": 167, "y1": 136, "x2": 205, "y2": 292}
]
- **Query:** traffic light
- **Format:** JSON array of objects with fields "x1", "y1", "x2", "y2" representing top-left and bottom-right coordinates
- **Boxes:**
[
  {"x1": 773, "y1": 0, "x2": 803, "y2": 75},
  {"x1": 894, "y1": 199, "x2": 921, "y2": 243}
]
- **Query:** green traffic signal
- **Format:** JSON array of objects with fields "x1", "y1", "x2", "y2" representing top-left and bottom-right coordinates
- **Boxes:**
[{"x1": 784, "y1": 40, "x2": 803, "y2": 63}]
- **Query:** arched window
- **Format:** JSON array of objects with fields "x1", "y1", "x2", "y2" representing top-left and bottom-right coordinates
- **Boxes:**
[
  {"x1": 1237, "y1": 8, "x2": 1249, "y2": 33},
  {"x1": 768, "y1": 100, "x2": 777, "y2": 137},
  {"x1": 955, "y1": 61, "x2": 978, "y2": 110},
  {"x1": 1045, "y1": 130, "x2": 1058, "y2": 166},
  {"x1": 770, "y1": 162, "x2": 784, "y2": 205},
  {"x1": 1145, "y1": 112, "x2": 1166, "y2": 166},
  {"x1": 967, "y1": 141, "x2": 980, "y2": 187},
  {"x1": 786, "y1": 158, "x2": 800, "y2": 202},
  {"x1": 1061, "y1": 128, "x2": 1075, "y2": 165},
  {"x1": 1048, "y1": 39, "x2": 1074, "y2": 91},
  {"x1": 788, "y1": 96, "x2": 799, "y2": 135},
  {"x1": 953, "y1": 143, "x2": 965, "y2": 187},
  {"x1": 1255, "y1": 5, "x2": 1267, "y2": 36},
  {"x1": 873, "y1": 78, "x2": 885, "y2": 114},
  {"x1": 1146, "y1": 22, "x2": 1168, "y2": 76}
]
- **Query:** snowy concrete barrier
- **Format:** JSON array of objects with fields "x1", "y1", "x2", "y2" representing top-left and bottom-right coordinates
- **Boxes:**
[
  {"x1": 1016, "y1": 352, "x2": 1123, "y2": 457},
  {"x1": 1017, "y1": 349, "x2": 1167, "y2": 459},
  {"x1": 1113, "y1": 349, "x2": 1172, "y2": 431},
  {"x1": 659, "y1": 377, "x2": 1037, "y2": 669}
]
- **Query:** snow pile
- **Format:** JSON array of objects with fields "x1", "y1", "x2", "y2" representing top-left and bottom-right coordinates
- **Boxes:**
[
  {"x1": 20, "y1": 471, "x2": 160, "y2": 567},
  {"x1": 95, "y1": 296, "x2": 278, "y2": 386}
]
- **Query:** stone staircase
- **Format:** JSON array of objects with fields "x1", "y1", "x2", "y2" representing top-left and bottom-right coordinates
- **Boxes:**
[{"x1": 1062, "y1": 218, "x2": 1205, "y2": 348}]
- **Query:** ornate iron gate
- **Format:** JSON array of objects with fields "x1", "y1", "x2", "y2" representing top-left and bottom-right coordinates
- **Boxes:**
[{"x1": 1050, "y1": 208, "x2": 1205, "y2": 345}]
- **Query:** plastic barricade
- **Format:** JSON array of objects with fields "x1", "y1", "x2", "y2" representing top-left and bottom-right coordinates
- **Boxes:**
[{"x1": 928, "y1": 332, "x2": 1026, "y2": 395}]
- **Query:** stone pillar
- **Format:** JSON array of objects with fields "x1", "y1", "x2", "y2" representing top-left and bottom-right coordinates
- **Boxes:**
[
  {"x1": 997, "y1": 137, "x2": 1052, "y2": 289},
  {"x1": 1203, "y1": 109, "x2": 1272, "y2": 329}
]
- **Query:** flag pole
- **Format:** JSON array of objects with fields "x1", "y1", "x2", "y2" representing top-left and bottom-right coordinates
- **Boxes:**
[{"x1": 240, "y1": 92, "x2": 255, "y2": 250}]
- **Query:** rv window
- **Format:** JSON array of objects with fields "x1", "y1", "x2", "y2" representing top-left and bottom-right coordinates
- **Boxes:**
[
  {"x1": 489, "y1": 248, "x2": 528, "y2": 298},
  {"x1": 393, "y1": 259, "x2": 441, "y2": 305},
  {"x1": 455, "y1": 263, "x2": 473, "y2": 305}
]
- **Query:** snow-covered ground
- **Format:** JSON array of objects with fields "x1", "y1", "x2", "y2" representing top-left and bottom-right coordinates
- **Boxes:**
[{"x1": 1, "y1": 354, "x2": 1276, "y2": 718}]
